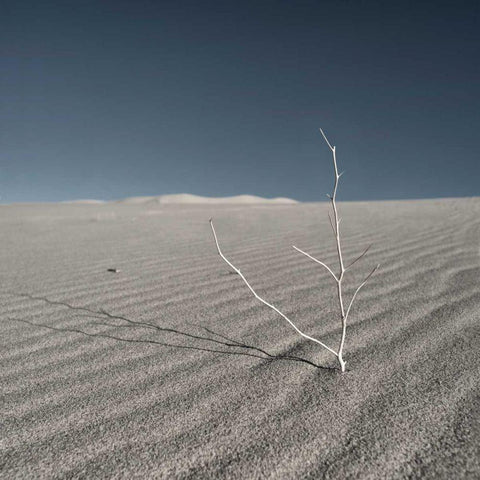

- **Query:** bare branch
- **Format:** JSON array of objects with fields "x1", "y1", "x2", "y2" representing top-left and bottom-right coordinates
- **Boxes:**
[
  {"x1": 344, "y1": 244, "x2": 372, "y2": 271},
  {"x1": 320, "y1": 127, "x2": 349, "y2": 370},
  {"x1": 321, "y1": 127, "x2": 345, "y2": 276},
  {"x1": 344, "y1": 264, "x2": 380, "y2": 320},
  {"x1": 319, "y1": 128, "x2": 335, "y2": 152},
  {"x1": 210, "y1": 219, "x2": 338, "y2": 357},
  {"x1": 208, "y1": 130, "x2": 380, "y2": 373},
  {"x1": 292, "y1": 246, "x2": 338, "y2": 282}
]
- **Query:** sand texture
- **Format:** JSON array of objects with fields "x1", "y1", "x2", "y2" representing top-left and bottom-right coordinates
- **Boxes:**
[{"x1": 1, "y1": 198, "x2": 479, "y2": 479}]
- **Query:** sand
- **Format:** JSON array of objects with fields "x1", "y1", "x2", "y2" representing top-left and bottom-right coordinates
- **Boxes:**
[{"x1": 1, "y1": 197, "x2": 479, "y2": 479}]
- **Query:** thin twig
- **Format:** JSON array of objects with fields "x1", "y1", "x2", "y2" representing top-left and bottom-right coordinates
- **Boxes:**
[
  {"x1": 292, "y1": 246, "x2": 338, "y2": 282},
  {"x1": 344, "y1": 264, "x2": 380, "y2": 320},
  {"x1": 210, "y1": 219, "x2": 338, "y2": 357},
  {"x1": 345, "y1": 244, "x2": 372, "y2": 271},
  {"x1": 320, "y1": 128, "x2": 335, "y2": 151}
]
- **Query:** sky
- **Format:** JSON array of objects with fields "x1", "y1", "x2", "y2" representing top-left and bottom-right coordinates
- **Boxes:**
[{"x1": 1, "y1": 0, "x2": 479, "y2": 203}]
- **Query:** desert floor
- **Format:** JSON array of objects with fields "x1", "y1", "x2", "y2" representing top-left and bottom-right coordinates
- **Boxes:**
[{"x1": 1, "y1": 198, "x2": 479, "y2": 479}]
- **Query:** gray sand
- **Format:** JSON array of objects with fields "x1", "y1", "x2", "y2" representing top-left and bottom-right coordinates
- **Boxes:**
[{"x1": 1, "y1": 198, "x2": 479, "y2": 479}]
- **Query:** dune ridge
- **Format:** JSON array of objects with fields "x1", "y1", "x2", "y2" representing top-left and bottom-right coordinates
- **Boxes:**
[
  {"x1": 118, "y1": 193, "x2": 299, "y2": 204},
  {"x1": 1, "y1": 197, "x2": 479, "y2": 478}
]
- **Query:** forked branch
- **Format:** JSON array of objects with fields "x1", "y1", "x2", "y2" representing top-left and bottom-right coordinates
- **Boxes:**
[
  {"x1": 318, "y1": 128, "x2": 380, "y2": 371},
  {"x1": 344, "y1": 263, "x2": 380, "y2": 320}
]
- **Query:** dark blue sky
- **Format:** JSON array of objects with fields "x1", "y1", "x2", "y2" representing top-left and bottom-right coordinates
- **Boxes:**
[{"x1": 1, "y1": 0, "x2": 479, "y2": 202}]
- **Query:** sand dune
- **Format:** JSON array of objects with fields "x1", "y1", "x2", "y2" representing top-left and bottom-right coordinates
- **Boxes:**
[
  {"x1": 118, "y1": 193, "x2": 299, "y2": 204},
  {"x1": 60, "y1": 199, "x2": 106, "y2": 205},
  {"x1": 1, "y1": 197, "x2": 479, "y2": 478}
]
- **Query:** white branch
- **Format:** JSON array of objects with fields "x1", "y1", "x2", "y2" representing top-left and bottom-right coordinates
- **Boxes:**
[
  {"x1": 292, "y1": 246, "x2": 338, "y2": 282},
  {"x1": 319, "y1": 128, "x2": 335, "y2": 151},
  {"x1": 210, "y1": 219, "x2": 338, "y2": 357},
  {"x1": 321, "y1": 127, "x2": 349, "y2": 370}
]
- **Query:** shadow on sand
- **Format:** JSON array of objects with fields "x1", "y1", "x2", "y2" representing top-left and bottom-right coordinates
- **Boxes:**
[{"x1": 8, "y1": 292, "x2": 335, "y2": 370}]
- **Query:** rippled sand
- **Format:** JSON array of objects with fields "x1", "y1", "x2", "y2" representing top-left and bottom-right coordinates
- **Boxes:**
[{"x1": 1, "y1": 198, "x2": 479, "y2": 479}]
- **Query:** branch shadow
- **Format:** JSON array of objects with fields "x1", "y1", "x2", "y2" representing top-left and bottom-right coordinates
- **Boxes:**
[{"x1": 7, "y1": 292, "x2": 335, "y2": 370}]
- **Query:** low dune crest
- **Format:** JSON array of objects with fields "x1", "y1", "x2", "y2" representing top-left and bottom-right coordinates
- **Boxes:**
[
  {"x1": 118, "y1": 193, "x2": 299, "y2": 205},
  {"x1": 60, "y1": 199, "x2": 106, "y2": 204}
]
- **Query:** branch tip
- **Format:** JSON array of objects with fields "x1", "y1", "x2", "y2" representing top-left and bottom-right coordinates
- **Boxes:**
[{"x1": 319, "y1": 128, "x2": 335, "y2": 151}]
